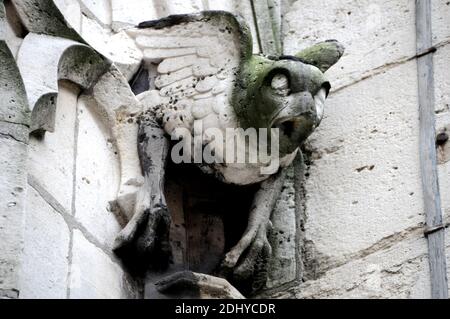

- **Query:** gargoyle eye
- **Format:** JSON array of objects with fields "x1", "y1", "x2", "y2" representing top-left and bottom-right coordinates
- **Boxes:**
[{"x1": 271, "y1": 74, "x2": 289, "y2": 91}]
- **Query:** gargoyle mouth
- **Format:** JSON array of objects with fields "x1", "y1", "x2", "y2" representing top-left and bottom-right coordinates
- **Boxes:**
[
  {"x1": 271, "y1": 87, "x2": 328, "y2": 137},
  {"x1": 270, "y1": 87, "x2": 328, "y2": 155},
  {"x1": 271, "y1": 87, "x2": 328, "y2": 129},
  {"x1": 272, "y1": 117, "x2": 308, "y2": 138}
]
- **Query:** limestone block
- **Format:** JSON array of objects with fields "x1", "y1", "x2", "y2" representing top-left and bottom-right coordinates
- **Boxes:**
[
  {"x1": 90, "y1": 68, "x2": 143, "y2": 222},
  {"x1": 0, "y1": 41, "x2": 29, "y2": 128},
  {"x1": 1, "y1": 3, "x2": 24, "y2": 58},
  {"x1": 431, "y1": 0, "x2": 450, "y2": 46},
  {"x1": 17, "y1": 32, "x2": 108, "y2": 133},
  {"x1": 446, "y1": 228, "x2": 450, "y2": 296},
  {"x1": 283, "y1": 0, "x2": 416, "y2": 90},
  {"x1": 435, "y1": 44, "x2": 450, "y2": 219},
  {"x1": 0, "y1": 40, "x2": 30, "y2": 299},
  {"x1": 205, "y1": 0, "x2": 234, "y2": 11},
  {"x1": 19, "y1": 187, "x2": 70, "y2": 299},
  {"x1": 28, "y1": 81, "x2": 79, "y2": 212},
  {"x1": 164, "y1": 0, "x2": 204, "y2": 14},
  {"x1": 302, "y1": 60, "x2": 423, "y2": 269},
  {"x1": 272, "y1": 234, "x2": 431, "y2": 299},
  {"x1": 69, "y1": 230, "x2": 134, "y2": 299},
  {"x1": 111, "y1": 0, "x2": 160, "y2": 30},
  {"x1": 80, "y1": 15, "x2": 142, "y2": 80},
  {"x1": 0, "y1": 136, "x2": 28, "y2": 299},
  {"x1": 79, "y1": 0, "x2": 112, "y2": 26},
  {"x1": 11, "y1": 0, "x2": 82, "y2": 41},
  {"x1": 53, "y1": 0, "x2": 82, "y2": 33},
  {"x1": 17, "y1": 33, "x2": 78, "y2": 111},
  {"x1": 434, "y1": 44, "x2": 450, "y2": 116},
  {"x1": 0, "y1": 1, "x2": 7, "y2": 40},
  {"x1": 74, "y1": 96, "x2": 121, "y2": 248}
]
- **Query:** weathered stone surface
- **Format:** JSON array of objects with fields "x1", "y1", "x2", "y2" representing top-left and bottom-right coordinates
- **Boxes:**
[
  {"x1": 11, "y1": 0, "x2": 82, "y2": 41},
  {"x1": 0, "y1": 43, "x2": 29, "y2": 127},
  {"x1": 70, "y1": 230, "x2": 136, "y2": 299},
  {"x1": 431, "y1": 0, "x2": 450, "y2": 46},
  {"x1": 435, "y1": 44, "x2": 450, "y2": 220},
  {"x1": 1, "y1": 1, "x2": 24, "y2": 58},
  {"x1": 434, "y1": 44, "x2": 450, "y2": 116},
  {"x1": 74, "y1": 95, "x2": 121, "y2": 248},
  {"x1": 111, "y1": 0, "x2": 160, "y2": 30},
  {"x1": 283, "y1": 0, "x2": 416, "y2": 90},
  {"x1": 28, "y1": 81, "x2": 79, "y2": 212},
  {"x1": 0, "y1": 1, "x2": 7, "y2": 40},
  {"x1": 90, "y1": 68, "x2": 143, "y2": 222},
  {"x1": 0, "y1": 136, "x2": 27, "y2": 299},
  {"x1": 446, "y1": 228, "x2": 450, "y2": 296},
  {"x1": 0, "y1": 40, "x2": 30, "y2": 299},
  {"x1": 270, "y1": 234, "x2": 431, "y2": 299},
  {"x1": 148, "y1": 271, "x2": 245, "y2": 299},
  {"x1": 53, "y1": 0, "x2": 82, "y2": 33},
  {"x1": 266, "y1": 165, "x2": 297, "y2": 288},
  {"x1": 17, "y1": 32, "x2": 108, "y2": 133},
  {"x1": 19, "y1": 187, "x2": 70, "y2": 299},
  {"x1": 302, "y1": 60, "x2": 423, "y2": 271},
  {"x1": 163, "y1": 0, "x2": 203, "y2": 15},
  {"x1": 80, "y1": 15, "x2": 142, "y2": 80},
  {"x1": 79, "y1": 0, "x2": 111, "y2": 26}
]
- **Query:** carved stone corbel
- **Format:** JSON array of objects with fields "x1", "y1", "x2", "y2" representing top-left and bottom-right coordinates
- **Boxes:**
[{"x1": 16, "y1": 33, "x2": 109, "y2": 134}]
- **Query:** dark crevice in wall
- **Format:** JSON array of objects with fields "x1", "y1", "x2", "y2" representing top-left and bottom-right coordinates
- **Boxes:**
[{"x1": 65, "y1": 85, "x2": 81, "y2": 299}]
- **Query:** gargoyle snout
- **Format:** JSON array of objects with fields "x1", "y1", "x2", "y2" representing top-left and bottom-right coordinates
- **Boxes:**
[
  {"x1": 314, "y1": 82, "x2": 330, "y2": 123},
  {"x1": 289, "y1": 64, "x2": 330, "y2": 124}
]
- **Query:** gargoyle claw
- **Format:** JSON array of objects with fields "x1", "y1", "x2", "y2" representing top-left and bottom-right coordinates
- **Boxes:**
[
  {"x1": 113, "y1": 196, "x2": 172, "y2": 271},
  {"x1": 136, "y1": 203, "x2": 171, "y2": 257},
  {"x1": 221, "y1": 221, "x2": 273, "y2": 293}
]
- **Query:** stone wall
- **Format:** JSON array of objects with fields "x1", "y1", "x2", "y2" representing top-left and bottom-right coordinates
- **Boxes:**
[
  {"x1": 267, "y1": 0, "x2": 450, "y2": 298},
  {"x1": 20, "y1": 81, "x2": 138, "y2": 299},
  {"x1": 1, "y1": 0, "x2": 449, "y2": 299}
]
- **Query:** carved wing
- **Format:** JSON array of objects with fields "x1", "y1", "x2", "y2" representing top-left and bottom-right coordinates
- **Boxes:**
[{"x1": 127, "y1": 12, "x2": 252, "y2": 137}]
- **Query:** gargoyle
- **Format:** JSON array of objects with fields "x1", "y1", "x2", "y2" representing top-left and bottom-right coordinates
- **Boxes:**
[{"x1": 113, "y1": 11, "x2": 344, "y2": 296}]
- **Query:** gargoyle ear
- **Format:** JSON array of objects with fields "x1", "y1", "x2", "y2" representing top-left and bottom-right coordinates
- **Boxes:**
[{"x1": 295, "y1": 40, "x2": 345, "y2": 73}]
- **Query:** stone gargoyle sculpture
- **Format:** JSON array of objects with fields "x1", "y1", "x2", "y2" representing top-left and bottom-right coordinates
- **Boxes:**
[{"x1": 113, "y1": 11, "x2": 344, "y2": 296}]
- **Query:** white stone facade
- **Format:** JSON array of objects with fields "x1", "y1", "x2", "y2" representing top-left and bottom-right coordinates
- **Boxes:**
[{"x1": 0, "y1": 0, "x2": 449, "y2": 299}]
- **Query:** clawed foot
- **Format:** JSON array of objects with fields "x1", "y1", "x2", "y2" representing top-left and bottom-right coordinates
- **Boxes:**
[
  {"x1": 221, "y1": 220, "x2": 272, "y2": 293},
  {"x1": 113, "y1": 186, "x2": 172, "y2": 272}
]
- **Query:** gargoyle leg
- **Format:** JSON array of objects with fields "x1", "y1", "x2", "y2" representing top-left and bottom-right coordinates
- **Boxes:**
[
  {"x1": 113, "y1": 118, "x2": 171, "y2": 268},
  {"x1": 222, "y1": 168, "x2": 287, "y2": 276}
]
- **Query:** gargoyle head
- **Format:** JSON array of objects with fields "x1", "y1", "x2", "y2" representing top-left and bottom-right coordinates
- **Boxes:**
[{"x1": 234, "y1": 41, "x2": 344, "y2": 156}]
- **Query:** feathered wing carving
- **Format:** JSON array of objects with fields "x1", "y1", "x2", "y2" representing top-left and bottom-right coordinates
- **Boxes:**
[
  {"x1": 126, "y1": 12, "x2": 253, "y2": 172},
  {"x1": 125, "y1": 12, "x2": 282, "y2": 185}
]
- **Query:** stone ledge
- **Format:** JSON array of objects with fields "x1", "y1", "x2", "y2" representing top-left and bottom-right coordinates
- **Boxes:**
[{"x1": 0, "y1": 288, "x2": 19, "y2": 299}]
